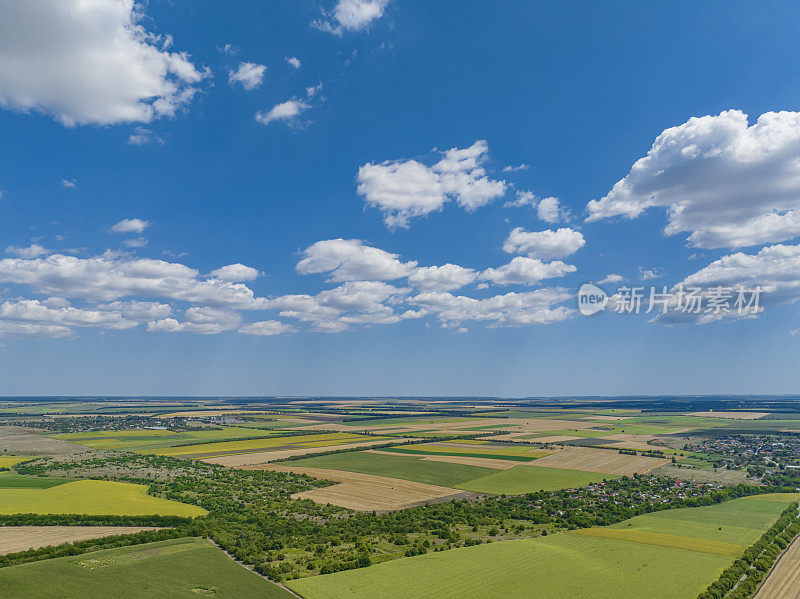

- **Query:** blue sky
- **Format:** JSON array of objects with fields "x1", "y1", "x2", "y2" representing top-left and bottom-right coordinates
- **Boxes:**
[{"x1": 1, "y1": 0, "x2": 800, "y2": 396}]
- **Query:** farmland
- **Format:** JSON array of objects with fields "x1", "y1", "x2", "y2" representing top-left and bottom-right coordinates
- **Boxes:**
[
  {"x1": 754, "y1": 535, "x2": 800, "y2": 598},
  {"x1": 0, "y1": 526, "x2": 164, "y2": 555},
  {"x1": 0, "y1": 537, "x2": 294, "y2": 598},
  {"x1": 289, "y1": 450, "x2": 497, "y2": 487},
  {"x1": 287, "y1": 494, "x2": 798, "y2": 599},
  {"x1": 0, "y1": 479, "x2": 207, "y2": 517}
]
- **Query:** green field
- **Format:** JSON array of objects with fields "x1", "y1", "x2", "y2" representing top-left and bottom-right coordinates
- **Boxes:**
[
  {"x1": 288, "y1": 494, "x2": 798, "y2": 599},
  {"x1": 456, "y1": 464, "x2": 618, "y2": 493},
  {"x1": 290, "y1": 451, "x2": 496, "y2": 487},
  {"x1": 0, "y1": 456, "x2": 36, "y2": 468},
  {"x1": 0, "y1": 537, "x2": 293, "y2": 599},
  {"x1": 0, "y1": 479, "x2": 207, "y2": 516},
  {"x1": 0, "y1": 472, "x2": 72, "y2": 489}
]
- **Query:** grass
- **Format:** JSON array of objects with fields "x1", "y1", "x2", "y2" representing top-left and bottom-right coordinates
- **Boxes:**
[
  {"x1": 287, "y1": 494, "x2": 798, "y2": 599},
  {"x1": 0, "y1": 537, "x2": 294, "y2": 599},
  {"x1": 0, "y1": 472, "x2": 72, "y2": 489},
  {"x1": 290, "y1": 451, "x2": 496, "y2": 487},
  {"x1": 0, "y1": 479, "x2": 207, "y2": 516},
  {"x1": 456, "y1": 464, "x2": 619, "y2": 493},
  {"x1": 155, "y1": 432, "x2": 379, "y2": 457}
]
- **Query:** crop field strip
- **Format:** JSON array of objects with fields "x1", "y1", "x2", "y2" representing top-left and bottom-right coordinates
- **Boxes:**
[
  {"x1": 0, "y1": 479, "x2": 207, "y2": 517},
  {"x1": 153, "y1": 432, "x2": 384, "y2": 457},
  {"x1": 0, "y1": 526, "x2": 165, "y2": 555},
  {"x1": 287, "y1": 494, "x2": 799, "y2": 599},
  {"x1": 529, "y1": 446, "x2": 670, "y2": 475},
  {"x1": 0, "y1": 537, "x2": 294, "y2": 599},
  {"x1": 259, "y1": 464, "x2": 474, "y2": 511},
  {"x1": 753, "y1": 533, "x2": 800, "y2": 598}
]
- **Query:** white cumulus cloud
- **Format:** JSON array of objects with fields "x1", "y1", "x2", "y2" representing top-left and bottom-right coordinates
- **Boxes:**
[
  {"x1": 0, "y1": 0, "x2": 207, "y2": 126},
  {"x1": 479, "y1": 257, "x2": 576, "y2": 286},
  {"x1": 228, "y1": 62, "x2": 266, "y2": 90},
  {"x1": 312, "y1": 0, "x2": 388, "y2": 35},
  {"x1": 587, "y1": 109, "x2": 800, "y2": 248},
  {"x1": 111, "y1": 218, "x2": 149, "y2": 234},
  {"x1": 296, "y1": 239, "x2": 416, "y2": 282},
  {"x1": 255, "y1": 99, "x2": 309, "y2": 126},
  {"x1": 208, "y1": 263, "x2": 260, "y2": 282},
  {"x1": 503, "y1": 227, "x2": 586, "y2": 260},
  {"x1": 357, "y1": 140, "x2": 507, "y2": 228}
]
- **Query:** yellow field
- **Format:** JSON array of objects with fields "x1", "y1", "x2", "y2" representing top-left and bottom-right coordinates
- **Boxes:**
[
  {"x1": 0, "y1": 456, "x2": 35, "y2": 468},
  {"x1": 0, "y1": 480, "x2": 207, "y2": 516},
  {"x1": 573, "y1": 527, "x2": 743, "y2": 556},
  {"x1": 154, "y1": 432, "x2": 379, "y2": 457}
]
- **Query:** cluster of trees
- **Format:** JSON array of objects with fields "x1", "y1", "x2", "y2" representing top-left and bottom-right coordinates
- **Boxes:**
[
  {"x1": 0, "y1": 513, "x2": 190, "y2": 527},
  {"x1": 697, "y1": 502, "x2": 800, "y2": 599}
]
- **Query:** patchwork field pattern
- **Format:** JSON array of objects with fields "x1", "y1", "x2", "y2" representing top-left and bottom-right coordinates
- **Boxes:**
[
  {"x1": 0, "y1": 537, "x2": 294, "y2": 599},
  {"x1": 0, "y1": 526, "x2": 164, "y2": 555},
  {"x1": 0, "y1": 479, "x2": 207, "y2": 517},
  {"x1": 288, "y1": 451, "x2": 497, "y2": 487},
  {"x1": 260, "y1": 464, "x2": 473, "y2": 511},
  {"x1": 287, "y1": 494, "x2": 798, "y2": 599}
]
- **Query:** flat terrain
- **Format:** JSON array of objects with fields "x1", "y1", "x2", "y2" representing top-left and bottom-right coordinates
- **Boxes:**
[
  {"x1": 288, "y1": 494, "x2": 798, "y2": 599},
  {"x1": 531, "y1": 447, "x2": 669, "y2": 475},
  {"x1": 260, "y1": 464, "x2": 473, "y2": 511},
  {"x1": 754, "y1": 534, "x2": 800, "y2": 599},
  {"x1": 0, "y1": 526, "x2": 164, "y2": 555},
  {"x1": 206, "y1": 438, "x2": 415, "y2": 466},
  {"x1": 288, "y1": 451, "x2": 496, "y2": 487},
  {"x1": 456, "y1": 464, "x2": 619, "y2": 494},
  {"x1": 0, "y1": 427, "x2": 87, "y2": 455},
  {"x1": 0, "y1": 537, "x2": 294, "y2": 598},
  {"x1": 0, "y1": 479, "x2": 206, "y2": 516},
  {"x1": 686, "y1": 411, "x2": 770, "y2": 419}
]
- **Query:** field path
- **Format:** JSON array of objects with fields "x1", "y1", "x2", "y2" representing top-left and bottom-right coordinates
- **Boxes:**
[
  {"x1": 0, "y1": 526, "x2": 163, "y2": 555},
  {"x1": 753, "y1": 534, "x2": 800, "y2": 599},
  {"x1": 246, "y1": 464, "x2": 477, "y2": 511}
]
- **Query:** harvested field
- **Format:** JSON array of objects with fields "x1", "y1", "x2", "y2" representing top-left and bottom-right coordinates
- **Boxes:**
[
  {"x1": 204, "y1": 438, "x2": 415, "y2": 466},
  {"x1": 754, "y1": 534, "x2": 800, "y2": 599},
  {"x1": 686, "y1": 411, "x2": 770, "y2": 420},
  {"x1": 0, "y1": 427, "x2": 86, "y2": 455},
  {"x1": 249, "y1": 464, "x2": 473, "y2": 511},
  {"x1": 157, "y1": 432, "x2": 382, "y2": 458},
  {"x1": 531, "y1": 447, "x2": 669, "y2": 475},
  {"x1": 0, "y1": 526, "x2": 163, "y2": 555}
]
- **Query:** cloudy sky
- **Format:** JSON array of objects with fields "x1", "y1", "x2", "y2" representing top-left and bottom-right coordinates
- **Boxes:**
[{"x1": 1, "y1": 0, "x2": 799, "y2": 396}]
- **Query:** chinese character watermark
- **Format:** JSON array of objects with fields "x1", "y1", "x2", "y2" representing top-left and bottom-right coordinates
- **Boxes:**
[{"x1": 578, "y1": 283, "x2": 762, "y2": 316}]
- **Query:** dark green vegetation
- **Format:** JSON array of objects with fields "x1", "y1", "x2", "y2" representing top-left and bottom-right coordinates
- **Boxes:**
[
  {"x1": 383, "y1": 447, "x2": 538, "y2": 461},
  {"x1": 0, "y1": 537, "x2": 294, "y2": 599},
  {"x1": 0, "y1": 472, "x2": 71, "y2": 489},
  {"x1": 698, "y1": 500, "x2": 800, "y2": 599},
  {"x1": 11, "y1": 453, "x2": 790, "y2": 584}
]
